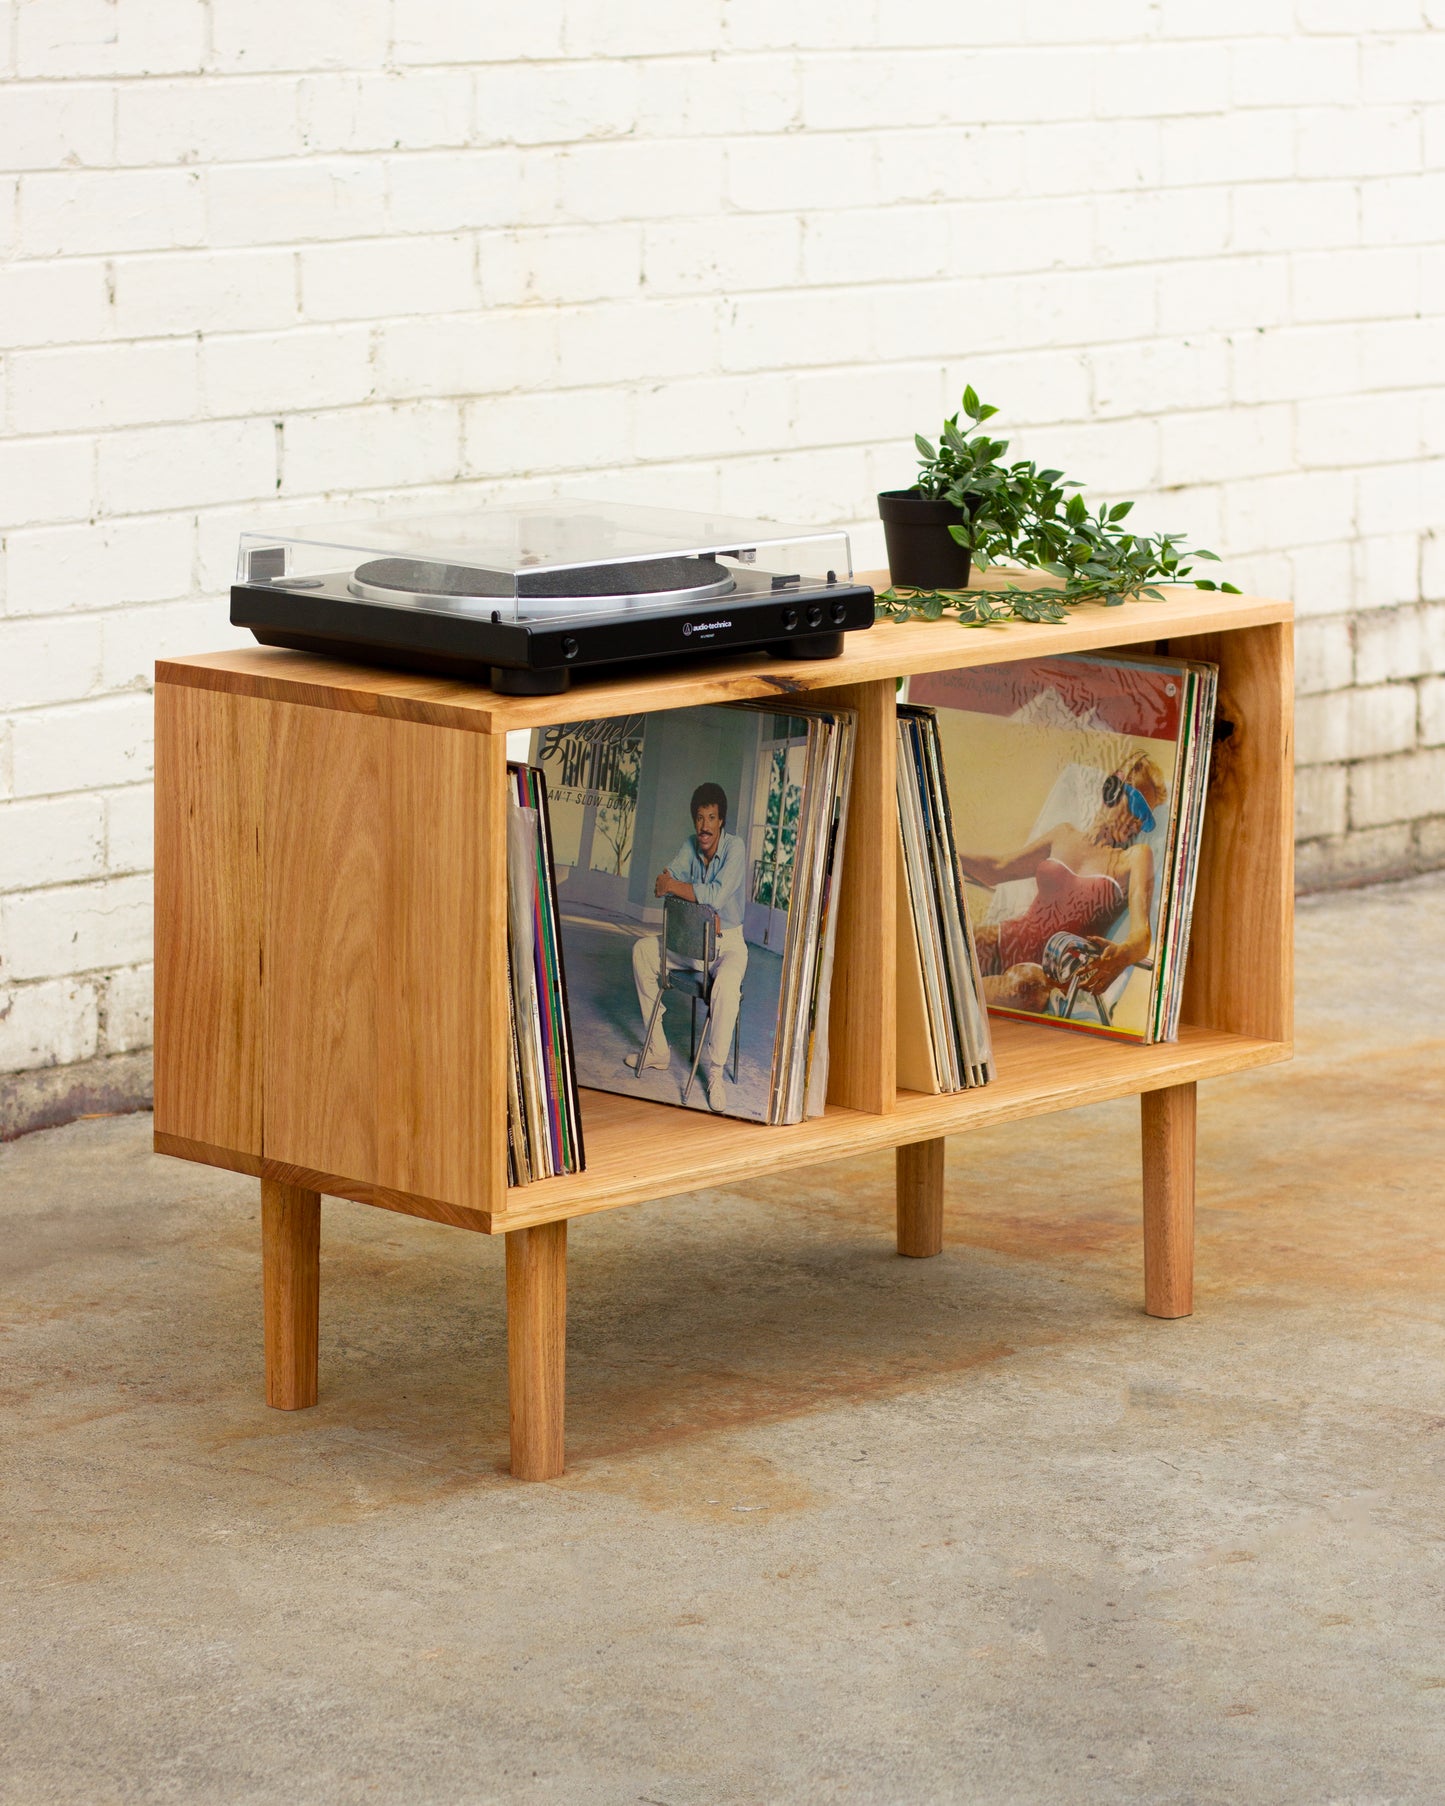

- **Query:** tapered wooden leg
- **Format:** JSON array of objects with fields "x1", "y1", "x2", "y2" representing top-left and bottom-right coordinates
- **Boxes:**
[
  {"x1": 896, "y1": 1138, "x2": 945, "y2": 1258},
  {"x1": 506, "y1": 1220, "x2": 566, "y2": 1480},
  {"x1": 262, "y1": 1179, "x2": 320, "y2": 1409},
  {"x1": 1142, "y1": 1083, "x2": 1196, "y2": 1319}
]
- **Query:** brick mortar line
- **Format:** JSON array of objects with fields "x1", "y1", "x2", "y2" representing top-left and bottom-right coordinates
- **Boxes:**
[
  {"x1": 0, "y1": 63, "x2": 1156, "y2": 91},
  {"x1": 12, "y1": 418, "x2": 1416, "y2": 457},
  {"x1": 2, "y1": 319, "x2": 1430, "y2": 364},
  {"x1": 7, "y1": 178, "x2": 1439, "y2": 228},
  {"x1": 1, "y1": 260, "x2": 1421, "y2": 303},
  {"x1": 0, "y1": 386, "x2": 1432, "y2": 422},
  {"x1": 8, "y1": 167, "x2": 1441, "y2": 199},
  {"x1": 1, "y1": 867, "x2": 154, "y2": 895},
  {"x1": 8, "y1": 292, "x2": 1442, "y2": 333},
  {"x1": 3, "y1": 176, "x2": 1432, "y2": 220},
  {"x1": 8, "y1": 107, "x2": 1427, "y2": 161},
  {"x1": 13, "y1": 249, "x2": 1419, "y2": 296},
  {"x1": 7, "y1": 330, "x2": 1438, "y2": 378},
  {"x1": 0, "y1": 962, "x2": 153, "y2": 980},
  {"x1": 1, "y1": 277, "x2": 1431, "y2": 315},
  {"x1": 3, "y1": 43, "x2": 1431, "y2": 88},
  {"x1": 3, "y1": 407, "x2": 1439, "y2": 444},
  {"x1": 6, "y1": 396, "x2": 1445, "y2": 449},
  {"x1": 0, "y1": 480, "x2": 1201, "y2": 529},
  {"x1": 11, "y1": 232, "x2": 1433, "y2": 273},
  {"x1": 1297, "y1": 818, "x2": 1445, "y2": 846},
  {"x1": 0, "y1": 423, "x2": 1406, "y2": 463}
]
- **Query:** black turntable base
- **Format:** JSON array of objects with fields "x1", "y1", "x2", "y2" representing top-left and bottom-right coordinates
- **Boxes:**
[{"x1": 233, "y1": 550, "x2": 875, "y2": 694}]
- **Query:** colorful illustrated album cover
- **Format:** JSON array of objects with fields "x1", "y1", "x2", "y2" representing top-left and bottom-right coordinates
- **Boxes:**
[
  {"x1": 531, "y1": 703, "x2": 851, "y2": 1122},
  {"x1": 909, "y1": 654, "x2": 1206, "y2": 1043}
]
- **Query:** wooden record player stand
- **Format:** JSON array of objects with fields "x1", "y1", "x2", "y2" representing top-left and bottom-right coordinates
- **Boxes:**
[{"x1": 153, "y1": 577, "x2": 1293, "y2": 1481}]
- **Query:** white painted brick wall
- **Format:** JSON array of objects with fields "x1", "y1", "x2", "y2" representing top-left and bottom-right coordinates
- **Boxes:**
[
  {"x1": 3, "y1": 2, "x2": 1445, "y2": 1095},
  {"x1": 1351, "y1": 747, "x2": 1445, "y2": 828}
]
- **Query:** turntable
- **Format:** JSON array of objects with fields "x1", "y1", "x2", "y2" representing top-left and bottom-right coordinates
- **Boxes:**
[{"x1": 231, "y1": 500, "x2": 875, "y2": 694}]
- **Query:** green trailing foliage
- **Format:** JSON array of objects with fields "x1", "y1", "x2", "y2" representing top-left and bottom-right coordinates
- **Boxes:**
[{"x1": 878, "y1": 385, "x2": 1239, "y2": 626}]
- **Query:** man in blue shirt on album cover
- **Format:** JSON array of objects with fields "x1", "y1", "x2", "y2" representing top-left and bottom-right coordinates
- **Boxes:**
[{"x1": 628, "y1": 781, "x2": 748, "y2": 1113}]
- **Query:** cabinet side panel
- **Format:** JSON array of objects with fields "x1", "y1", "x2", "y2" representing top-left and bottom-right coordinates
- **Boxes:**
[
  {"x1": 808, "y1": 677, "x2": 897, "y2": 1114},
  {"x1": 377, "y1": 719, "x2": 506, "y2": 1215},
  {"x1": 1171, "y1": 622, "x2": 1294, "y2": 1043},
  {"x1": 154, "y1": 684, "x2": 266, "y2": 1152},
  {"x1": 263, "y1": 704, "x2": 383, "y2": 1180}
]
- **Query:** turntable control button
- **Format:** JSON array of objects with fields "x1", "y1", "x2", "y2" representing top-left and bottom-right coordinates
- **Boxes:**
[
  {"x1": 805, "y1": 603, "x2": 824, "y2": 629},
  {"x1": 561, "y1": 636, "x2": 579, "y2": 660},
  {"x1": 829, "y1": 599, "x2": 848, "y2": 626},
  {"x1": 780, "y1": 607, "x2": 799, "y2": 632}
]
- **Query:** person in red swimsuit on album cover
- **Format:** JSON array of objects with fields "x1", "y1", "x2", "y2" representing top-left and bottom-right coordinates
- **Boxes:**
[
  {"x1": 911, "y1": 650, "x2": 1207, "y2": 1042},
  {"x1": 956, "y1": 749, "x2": 1167, "y2": 1015}
]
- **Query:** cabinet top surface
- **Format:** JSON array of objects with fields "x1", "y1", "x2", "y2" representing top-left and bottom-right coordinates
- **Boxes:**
[{"x1": 159, "y1": 571, "x2": 1292, "y2": 734}]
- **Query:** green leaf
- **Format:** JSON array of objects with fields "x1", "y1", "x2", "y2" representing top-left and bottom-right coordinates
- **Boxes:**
[
  {"x1": 891, "y1": 391, "x2": 1228, "y2": 636},
  {"x1": 1194, "y1": 548, "x2": 1221, "y2": 561},
  {"x1": 1221, "y1": 581, "x2": 1241, "y2": 594}
]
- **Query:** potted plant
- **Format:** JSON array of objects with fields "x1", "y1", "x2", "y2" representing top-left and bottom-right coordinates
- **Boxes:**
[{"x1": 878, "y1": 387, "x2": 1236, "y2": 625}]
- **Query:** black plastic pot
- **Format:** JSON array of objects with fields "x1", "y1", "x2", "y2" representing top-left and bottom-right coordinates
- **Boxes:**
[{"x1": 877, "y1": 490, "x2": 973, "y2": 589}]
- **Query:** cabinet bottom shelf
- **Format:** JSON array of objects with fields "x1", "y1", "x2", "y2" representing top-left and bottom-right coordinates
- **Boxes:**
[
  {"x1": 495, "y1": 1018, "x2": 1289, "y2": 1230},
  {"x1": 156, "y1": 1019, "x2": 1288, "y2": 1236}
]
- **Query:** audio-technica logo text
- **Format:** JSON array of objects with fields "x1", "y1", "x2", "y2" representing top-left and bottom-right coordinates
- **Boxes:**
[{"x1": 684, "y1": 618, "x2": 733, "y2": 635}]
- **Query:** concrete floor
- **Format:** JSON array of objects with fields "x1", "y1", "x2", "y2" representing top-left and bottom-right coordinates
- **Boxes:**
[{"x1": 3, "y1": 875, "x2": 1444, "y2": 1805}]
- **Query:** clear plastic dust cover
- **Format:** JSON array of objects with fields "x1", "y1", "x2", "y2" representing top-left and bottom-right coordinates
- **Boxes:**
[{"x1": 235, "y1": 500, "x2": 857, "y2": 627}]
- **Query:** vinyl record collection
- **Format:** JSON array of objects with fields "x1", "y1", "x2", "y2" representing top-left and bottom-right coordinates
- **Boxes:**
[
  {"x1": 528, "y1": 699, "x2": 856, "y2": 1126},
  {"x1": 506, "y1": 762, "x2": 584, "y2": 1185},
  {"x1": 910, "y1": 651, "x2": 1219, "y2": 1046},
  {"x1": 755, "y1": 699, "x2": 857, "y2": 1124},
  {"x1": 1139, "y1": 657, "x2": 1218, "y2": 1044},
  {"x1": 502, "y1": 648, "x2": 1221, "y2": 1189},
  {"x1": 895, "y1": 704, "x2": 995, "y2": 1094}
]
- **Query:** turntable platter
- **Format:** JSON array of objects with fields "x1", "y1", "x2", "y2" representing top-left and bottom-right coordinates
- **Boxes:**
[{"x1": 350, "y1": 554, "x2": 736, "y2": 613}]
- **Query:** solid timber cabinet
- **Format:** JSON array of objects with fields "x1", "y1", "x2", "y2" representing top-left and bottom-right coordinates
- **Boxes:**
[{"x1": 153, "y1": 574, "x2": 1294, "y2": 1481}]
